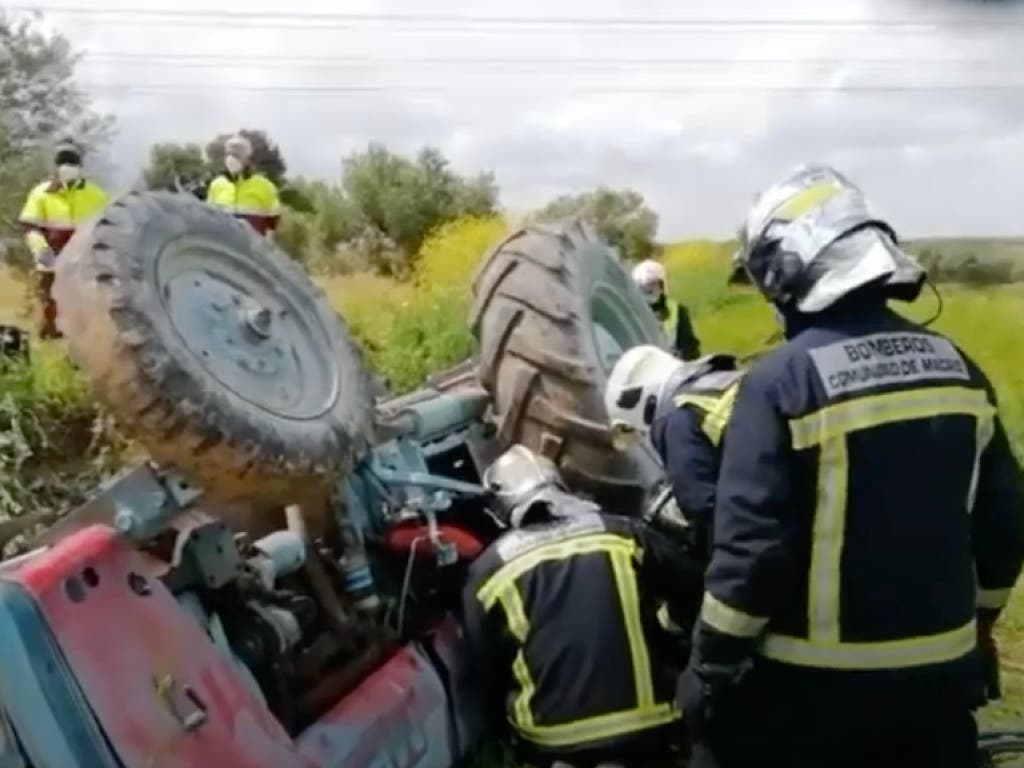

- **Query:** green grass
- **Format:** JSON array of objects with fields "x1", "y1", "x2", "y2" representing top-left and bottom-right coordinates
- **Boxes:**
[{"x1": 0, "y1": 267, "x2": 28, "y2": 326}]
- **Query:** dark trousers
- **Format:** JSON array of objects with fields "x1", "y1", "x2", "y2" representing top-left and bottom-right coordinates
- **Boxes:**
[
  {"x1": 703, "y1": 666, "x2": 978, "y2": 768},
  {"x1": 32, "y1": 270, "x2": 61, "y2": 339}
]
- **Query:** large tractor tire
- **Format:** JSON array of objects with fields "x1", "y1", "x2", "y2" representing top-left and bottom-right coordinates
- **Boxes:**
[
  {"x1": 470, "y1": 220, "x2": 667, "y2": 511},
  {"x1": 53, "y1": 191, "x2": 374, "y2": 507}
]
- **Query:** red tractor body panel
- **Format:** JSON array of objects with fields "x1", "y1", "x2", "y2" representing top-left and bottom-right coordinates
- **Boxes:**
[{"x1": 0, "y1": 525, "x2": 480, "y2": 768}]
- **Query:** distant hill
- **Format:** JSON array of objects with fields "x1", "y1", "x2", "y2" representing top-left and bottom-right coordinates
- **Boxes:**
[
  {"x1": 905, "y1": 238, "x2": 1024, "y2": 285},
  {"x1": 676, "y1": 236, "x2": 1024, "y2": 287}
]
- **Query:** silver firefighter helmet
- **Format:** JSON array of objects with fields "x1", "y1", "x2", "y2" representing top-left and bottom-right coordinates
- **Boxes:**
[
  {"x1": 735, "y1": 163, "x2": 925, "y2": 312},
  {"x1": 483, "y1": 445, "x2": 598, "y2": 527}
]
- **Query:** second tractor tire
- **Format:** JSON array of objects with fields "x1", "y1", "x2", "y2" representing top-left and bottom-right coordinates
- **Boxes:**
[{"x1": 470, "y1": 220, "x2": 668, "y2": 511}]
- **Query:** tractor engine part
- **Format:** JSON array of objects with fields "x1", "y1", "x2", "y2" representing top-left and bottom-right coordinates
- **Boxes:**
[
  {"x1": 249, "y1": 530, "x2": 306, "y2": 588},
  {"x1": 233, "y1": 598, "x2": 315, "y2": 667},
  {"x1": 335, "y1": 515, "x2": 380, "y2": 612},
  {"x1": 33, "y1": 462, "x2": 202, "y2": 549},
  {"x1": 339, "y1": 554, "x2": 378, "y2": 612},
  {"x1": 176, "y1": 590, "x2": 269, "y2": 707},
  {"x1": 285, "y1": 504, "x2": 353, "y2": 639}
]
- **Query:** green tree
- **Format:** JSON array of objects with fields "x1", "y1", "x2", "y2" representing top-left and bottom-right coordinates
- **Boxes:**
[
  {"x1": 531, "y1": 188, "x2": 659, "y2": 262},
  {"x1": 224, "y1": 143, "x2": 499, "y2": 275},
  {"x1": 141, "y1": 142, "x2": 206, "y2": 190},
  {"x1": 273, "y1": 177, "x2": 359, "y2": 270},
  {"x1": 0, "y1": 9, "x2": 113, "y2": 249},
  {"x1": 291, "y1": 176, "x2": 360, "y2": 248},
  {"x1": 340, "y1": 143, "x2": 499, "y2": 260}
]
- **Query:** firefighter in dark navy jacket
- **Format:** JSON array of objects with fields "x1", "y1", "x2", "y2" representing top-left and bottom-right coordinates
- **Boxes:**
[
  {"x1": 461, "y1": 445, "x2": 703, "y2": 768},
  {"x1": 604, "y1": 344, "x2": 745, "y2": 561},
  {"x1": 678, "y1": 164, "x2": 1024, "y2": 768}
]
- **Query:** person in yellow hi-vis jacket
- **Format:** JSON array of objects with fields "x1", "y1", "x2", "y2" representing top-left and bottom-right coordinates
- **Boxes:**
[
  {"x1": 206, "y1": 135, "x2": 281, "y2": 237},
  {"x1": 18, "y1": 139, "x2": 109, "y2": 339}
]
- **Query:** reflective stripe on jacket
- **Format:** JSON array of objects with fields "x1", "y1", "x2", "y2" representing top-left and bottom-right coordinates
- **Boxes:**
[
  {"x1": 699, "y1": 300, "x2": 1024, "y2": 689},
  {"x1": 18, "y1": 179, "x2": 109, "y2": 256},
  {"x1": 207, "y1": 172, "x2": 281, "y2": 234},
  {"x1": 461, "y1": 512, "x2": 698, "y2": 751},
  {"x1": 650, "y1": 356, "x2": 745, "y2": 557},
  {"x1": 673, "y1": 375, "x2": 744, "y2": 449}
]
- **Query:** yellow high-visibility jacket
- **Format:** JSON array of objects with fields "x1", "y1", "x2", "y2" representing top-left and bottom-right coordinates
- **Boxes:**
[
  {"x1": 18, "y1": 179, "x2": 109, "y2": 257},
  {"x1": 207, "y1": 172, "x2": 281, "y2": 235}
]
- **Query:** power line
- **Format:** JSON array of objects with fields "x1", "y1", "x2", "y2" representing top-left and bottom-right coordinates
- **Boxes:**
[
  {"x1": 12, "y1": 5, "x2": 1024, "y2": 32},
  {"x1": 18, "y1": 5, "x2": 1024, "y2": 26},
  {"x1": 78, "y1": 53, "x2": 1024, "y2": 70},
  {"x1": 81, "y1": 82, "x2": 1024, "y2": 96}
]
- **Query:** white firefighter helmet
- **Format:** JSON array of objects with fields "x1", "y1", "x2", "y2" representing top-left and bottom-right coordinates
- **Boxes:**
[
  {"x1": 631, "y1": 259, "x2": 668, "y2": 304},
  {"x1": 736, "y1": 163, "x2": 925, "y2": 312},
  {"x1": 604, "y1": 344, "x2": 685, "y2": 450}
]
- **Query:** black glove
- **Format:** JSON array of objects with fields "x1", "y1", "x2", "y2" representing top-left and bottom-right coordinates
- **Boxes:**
[
  {"x1": 687, "y1": 743, "x2": 721, "y2": 768},
  {"x1": 676, "y1": 658, "x2": 752, "y2": 765},
  {"x1": 677, "y1": 665, "x2": 719, "y2": 768},
  {"x1": 978, "y1": 612, "x2": 1002, "y2": 702},
  {"x1": 677, "y1": 663, "x2": 709, "y2": 746}
]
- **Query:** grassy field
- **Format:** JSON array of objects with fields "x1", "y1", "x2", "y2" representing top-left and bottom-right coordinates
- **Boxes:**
[{"x1": 2, "y1": 223, "x2": 1024, "y2": 762}]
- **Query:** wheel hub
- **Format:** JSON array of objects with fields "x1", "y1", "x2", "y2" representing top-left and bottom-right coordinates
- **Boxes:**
[
  {"x1": 155, "y1": 238, "x2": 340, "y2": 420},
  {"x1": 245, "y1": 306, "x2": 273, "y2": 339}
]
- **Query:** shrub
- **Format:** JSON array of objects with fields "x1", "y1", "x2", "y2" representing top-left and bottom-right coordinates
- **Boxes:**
[
  {"x1": 415, "y1": 216, "x2": 507, "y2": 290},
  {"x1": 326, "y1": 216, "x2": 505, "y2": 392},
  {"x1": 0, "y1": 348, "x2": 127, "y2": 530}
]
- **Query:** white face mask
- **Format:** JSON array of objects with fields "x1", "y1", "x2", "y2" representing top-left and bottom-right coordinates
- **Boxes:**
[
  {"x1": 57, "y1": 164, "x2": 81, "y2": 183},
  {"x1": 225, "y1": 155, "x2": 245, "y2": 174},
  {"x1": 638, "y1": 281, "x2": 662, "y2": 306}
]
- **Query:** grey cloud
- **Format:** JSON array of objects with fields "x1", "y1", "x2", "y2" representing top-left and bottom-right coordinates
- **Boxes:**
[{"x1": 31, "y1": 0, "x2": 1024, "y2": 237}]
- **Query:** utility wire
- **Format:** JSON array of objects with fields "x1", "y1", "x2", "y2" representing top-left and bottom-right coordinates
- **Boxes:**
[
  {"x1": 12, "y1": 5, "x2": 1024, "y2": 32},
  {"x1": 78, "y1": 53, "x2": 1024, "y2": 69},
  {"x1": 81, "y1": 83, "x2": 1024, "y2": 95},
  {"x1": 14, "y1": 5, "x2": 1024, "y2": 26}
]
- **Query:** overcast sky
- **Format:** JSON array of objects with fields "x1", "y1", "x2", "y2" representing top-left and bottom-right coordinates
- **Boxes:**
[{"x1": 18, "y1": 0, "x2": 1024, "y2": 238}]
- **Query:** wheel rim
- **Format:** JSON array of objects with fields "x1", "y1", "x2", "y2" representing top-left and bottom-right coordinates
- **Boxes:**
[
  {"x1": 154, "y1": 235, "x2": 340, "y2": 420},
  {"x1": 590, "y1": 282, "x2": 662, "y2": 374}
]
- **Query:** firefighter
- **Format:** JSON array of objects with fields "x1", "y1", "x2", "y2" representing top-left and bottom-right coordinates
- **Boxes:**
[
  {"x1": 630, "y1": 260, "x2": 701, "y2": 360},
  {"x1": 206, "y1": 134, "x2": 281, "y2": 236},
  {"x1": 680, "y1": 164, "x2": 1024, "y2": 768},
  {"x1": 604, "y1": 345, "x2": 744, "y2": 560},
  {"x1": 18, "y1": 139, "x2": 109, "y2": 339},
  {"x1": 461, "y1": 445, "x2": 704, "y2": 768}
]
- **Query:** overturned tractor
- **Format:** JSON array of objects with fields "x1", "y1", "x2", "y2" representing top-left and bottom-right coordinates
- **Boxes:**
[{"x1": 0, "y1": 191, "x2": 670, "y2": 768}]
